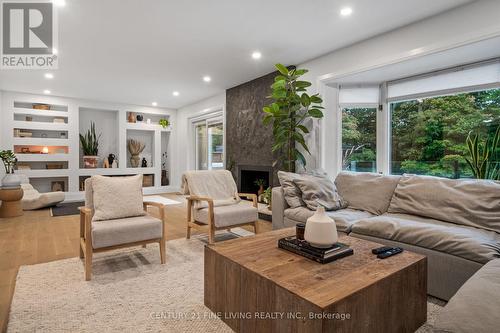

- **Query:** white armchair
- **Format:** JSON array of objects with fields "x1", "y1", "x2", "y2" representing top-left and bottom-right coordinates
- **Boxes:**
[
  {"x1": 79, "y1": 175, "x2": 167, "y2": 280},
  {"x1": 182, "y1": 170, "x2": 259, "y2": 244}
]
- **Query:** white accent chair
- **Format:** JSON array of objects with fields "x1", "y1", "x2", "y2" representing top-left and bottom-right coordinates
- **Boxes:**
[
  {"x1": 79, "y1": 177, "x2": 167, "y2": 280},
  {"x1": 182, "y1": 170, "x2": 259, "y2": 244}
]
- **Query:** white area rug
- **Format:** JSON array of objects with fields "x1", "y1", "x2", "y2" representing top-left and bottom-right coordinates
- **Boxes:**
[
  {"x1": 8, "y1": 233, "x2": 443, "y2": 332},
  {"x1": 143, "y1": 195, "x2": 181, "y2": 205}
]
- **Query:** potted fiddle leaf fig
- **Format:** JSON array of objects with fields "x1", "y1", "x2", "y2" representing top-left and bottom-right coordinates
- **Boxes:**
[
  {"x1": 79, "y1": 122, "x2": 101, "y2": 168},
  {"x1": 0, "y1": 150, "x2": 20, "y2": 188},
  {"x1": 262, "y1": 64, "x2": 324, "y2": 172}
]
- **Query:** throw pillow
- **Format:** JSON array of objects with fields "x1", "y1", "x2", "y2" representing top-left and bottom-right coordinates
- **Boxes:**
[
  {"x1": 277, "y1": 171, "x2": 304, "y2": 208},
  {"x1": 293, "y1": 175, "x2": 348, "y2": 211},
  {"x1": 91, "y1": 174, "x2": 145, "y2": 221}
]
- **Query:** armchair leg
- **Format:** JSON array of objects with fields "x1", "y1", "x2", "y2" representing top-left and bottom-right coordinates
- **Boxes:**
[
  {"x1": 208, "y1": 229, "x2": 215, "y2": 245},
  {"x1": 186, "y1": 224, "x2": 192, "y2": 239},
  {"x1": 159, "y1": 240, "x2": 166, "y2": 264},
  {"x1": 254, "y1": 221, "x2": 259, "y2": 235},
  {"x1": 186, "y1": 200, "x2": 192, "y2": 239},
  {"x1": 79, "y1": 243, "x2": 84, "y2": 259},
  {"x1": 84, "y1": 249, "x2": 92, "y2": 281}
]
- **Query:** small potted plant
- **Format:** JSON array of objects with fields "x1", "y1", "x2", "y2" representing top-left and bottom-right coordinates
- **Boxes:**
[
  {"x1": 0, "y1": 150, "x2": 20, "y2": 188},
  {"x1": 254, "y1": 178, "x2": 266, "y2": 198},
  {"x1": 263, "y1": 186, "x2": 272, "y2": 210},
  {"x1": 128, "y1": 139, "x2": 145, "y2": 168},
  {"x1": 79, "y1": 122, "x2": 101, "y2": 168},
  {"x1": 159, "y1": 118, "x2": 170, "y2": 129}
]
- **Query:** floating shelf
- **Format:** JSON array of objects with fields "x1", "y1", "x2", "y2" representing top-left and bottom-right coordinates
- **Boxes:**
[
  {"x1": 78, "y1": 167, "x2": 156, "y2": 176},
  {"x1": 125, "y1": 122, "x2": 171, "y2": 132},
  {"x1": 16, "y1": 169, "x2": 71, "y2": 178},
  {"x1": 13, "y1": 108, "x2": 69, "y2": 118},
  {"x1": 16, "y1": 153, "x2": 70, "y2": 162},
  {"x1": 12, "y1": 120, "x2": 69, "y2": 131},
  {"x1": 13, "y1": 137, "x2": 69, "y2": 146}
]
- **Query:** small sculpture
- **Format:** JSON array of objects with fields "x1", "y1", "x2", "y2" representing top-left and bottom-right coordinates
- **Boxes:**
[{"x1": 141, "y1": 157, "x2": 148, "y2": 168}]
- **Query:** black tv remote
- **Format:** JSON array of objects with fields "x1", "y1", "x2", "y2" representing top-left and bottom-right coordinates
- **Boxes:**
[
  {"x1": 372, "y1": 246, "x2": 393, "y2": 255},
  {"x1": 377, "y1": 247, "x2": 403, "y2": 259}
]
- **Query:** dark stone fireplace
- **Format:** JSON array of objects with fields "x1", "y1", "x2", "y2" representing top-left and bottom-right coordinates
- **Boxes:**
[{"x1": 238, "y1": 165, "x2": 273, "y2": 194}]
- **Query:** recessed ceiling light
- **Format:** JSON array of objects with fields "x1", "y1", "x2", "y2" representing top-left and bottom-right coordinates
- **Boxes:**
[
  {"x1": 340, "y1": 7, "x2": 353, "y2": 16},
  {"x1": 43, "y1": 90, "x2": 51, "y2": 94},
  {"x1": 203, "y1": 76, "x2": 211, "y2": 83},
  {"x1": 152, "y1": 102, "x2": 158, "y2": 107},
  {"x1": 53, "y1": 0, "x2": 66, "y2": 7},
  {"x1": 251, "y1": 51, "x2": 262, "y2": 60},
  {"x1": 44, "y1": 73, "x2": 54, "y2": 79},
  {"x1": 172, "y1": 91, "x2": 180, "y2": 97}
]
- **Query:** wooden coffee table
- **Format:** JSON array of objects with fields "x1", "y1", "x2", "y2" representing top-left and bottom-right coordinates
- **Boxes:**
[{"x1": 205, "y1": 228, "x2": 427, "y2": 333}]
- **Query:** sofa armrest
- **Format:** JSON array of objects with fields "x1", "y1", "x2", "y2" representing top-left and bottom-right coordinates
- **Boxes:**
[{"x1": 272, "y1": 186, "x2": 288, "y2": 230}]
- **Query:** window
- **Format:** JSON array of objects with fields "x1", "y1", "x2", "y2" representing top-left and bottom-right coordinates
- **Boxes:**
[
  {"x1": 342, "y1": 107, "x2": 377, "y2": 172},
  {"x1": 194, "y1": 116, "x2": 224, "y2": 170},
  {"x1": 390, "y1": 88, "x2": 500, "y2": 178}
]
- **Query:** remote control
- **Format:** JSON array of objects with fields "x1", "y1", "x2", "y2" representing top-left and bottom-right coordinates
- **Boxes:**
[
  {"x1": 377, "y1": 247, "x2": 403, "y2": 259},
  {"x1": 372, "y1": 246, "x2": 393, "y2": 255}
]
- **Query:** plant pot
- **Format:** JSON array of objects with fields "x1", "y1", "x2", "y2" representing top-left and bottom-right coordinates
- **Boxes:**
[
  {"x1": 83, "y1": 156, "x2": 99, "y2": 169},
  {"x1": 1, "y1": 173, "x2": 21, "y2": 188},
  {"x1": 130, "y1": 155, "x2": 140, "y2": 168},
  {"x1": 304, "y1": 207, "x2": 338, "y2": 248}
]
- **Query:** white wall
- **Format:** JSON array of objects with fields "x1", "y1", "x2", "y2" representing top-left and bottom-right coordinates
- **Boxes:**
[
  {"x1": 0, "y1": 91, "x2": 5, "y2": 180},
  {"x1": 297, "y1": 0, "x2": 500, "y2": 172},
  {"x1": 173, "y1": 92, "x2": 226, "y2": 187}
]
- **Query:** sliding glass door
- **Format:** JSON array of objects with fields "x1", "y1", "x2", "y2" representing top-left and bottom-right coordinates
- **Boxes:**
[{"x1": 194, "y1": 117, "x2": 224, "y2": 170}]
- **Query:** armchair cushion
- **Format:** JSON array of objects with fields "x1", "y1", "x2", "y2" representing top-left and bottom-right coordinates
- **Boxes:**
[
  {"x1": 194, "y1": 201, "x2": 258, "y2": 228},
  {"x1": 182, "y1": 170, "x2": 240, "y2": 209},
  {"x1": 91, "y1": 175, "x2": 145, "y2": 222},
  {"x1": 91, "y1": 215, "x2": 162, "y2": 249}
]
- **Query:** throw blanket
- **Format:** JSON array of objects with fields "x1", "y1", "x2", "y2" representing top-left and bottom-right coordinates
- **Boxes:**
[{"x1": 181, "y1": 170, "x2": 240, "y2": 209}]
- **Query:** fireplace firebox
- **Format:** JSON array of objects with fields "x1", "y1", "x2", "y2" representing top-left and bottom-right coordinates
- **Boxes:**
[{"x1": 237, "y1": 165, "x2": 273, "y2": 195}]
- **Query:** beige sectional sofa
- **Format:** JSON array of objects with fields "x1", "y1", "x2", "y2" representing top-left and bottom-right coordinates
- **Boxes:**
[{"x1": 272, "y1": 171, "x2": 500, "y2": 301}]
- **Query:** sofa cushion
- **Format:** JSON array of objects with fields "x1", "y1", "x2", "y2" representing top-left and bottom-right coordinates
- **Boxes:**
[
  {"x1": 284, "y1": 207, "x2": 374, "y2": 233},
  {"x1": 277, "y1": 171, "x2": 305, "y2": 208},
  {"x1": 335, "y1": 172, "x2": 400, "y2": 215},
  {"x1": 91, "y1": 215, "x2": 162, "y2": 249},
  {"x1": 91, "y1": 175, "x2": 145, "y2": 222},
  {"x1": 351, "y1": 213, "x2": 500, "y2": 264},
  {"x1": 293, "y1": 176, "x2": 347, "y2": 211},
  {"x1": 194, "y1": 201, "x2": 258, "y2": 228},
  {"x1": 388, "y1": 175, "x2": 500, "y2": 233},
  {"x1": 434, "y1": 259, "x2": 500, "y2": 333}
]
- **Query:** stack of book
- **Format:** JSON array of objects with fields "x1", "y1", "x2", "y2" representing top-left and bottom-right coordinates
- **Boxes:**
[{"x1": 278, "y1": 236, "x2": 353, "y2": 264}]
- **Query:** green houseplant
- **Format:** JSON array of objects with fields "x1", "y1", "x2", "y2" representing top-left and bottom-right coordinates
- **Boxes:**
[
  {"x1": 254, "y1": 178, "x2": 266, "y2": 197},
  {"x1": 262, "y1": 64, "x2": 324, "y2": 172},
  {"x1": 465, "y1": 125, "x2": 500, "y2": 180},
  {"x1": 0, "y1": 150, "x2": 21, "y2": 188},
  {"x1": 159, "y1": 118, "x2": 170, "y2": 129},
  {"x1": 263, "y1": 186, "x2": 272, "y2": 210},
  {"x1": 79, "y1": 122, "x2": 101, "y2": 168}
]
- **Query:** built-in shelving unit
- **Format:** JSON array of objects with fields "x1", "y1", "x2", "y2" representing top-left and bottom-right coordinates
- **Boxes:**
[{"x1": 1, "y1": 91, "x2": 177, "y2": 201}]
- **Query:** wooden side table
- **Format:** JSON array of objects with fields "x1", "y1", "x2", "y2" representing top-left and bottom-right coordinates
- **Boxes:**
[{"x1": 0, "y1": 187, "x2": 24, "y2": 218}]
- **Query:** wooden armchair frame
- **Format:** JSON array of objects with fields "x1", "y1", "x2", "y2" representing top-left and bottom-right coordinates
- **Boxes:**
[
  {"x1": 79, "y1": 201, "x2": 167, "y2": 281},
  {"x1": 186, "y1": 193, "x2": 259, "y2": 244}
]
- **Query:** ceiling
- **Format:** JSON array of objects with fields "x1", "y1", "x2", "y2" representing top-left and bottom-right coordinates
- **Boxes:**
[{"x1": 0, "y1": 0, "x2": 474, "y2": 109}]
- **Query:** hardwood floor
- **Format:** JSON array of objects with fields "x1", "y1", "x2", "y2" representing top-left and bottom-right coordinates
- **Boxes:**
[{"x1": 0, "y1": 193, "x2": 271, "y2": 333}]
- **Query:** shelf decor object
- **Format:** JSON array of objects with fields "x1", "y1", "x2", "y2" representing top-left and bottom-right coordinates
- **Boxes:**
[
  {"x1": 159, "y1": 118, "x2": 169, "y2": 128},
  {"x1": 32, "y1": 103, "x2": 50, "y2": 110},
  {"x1": 127, "y1": 139, "x2": 145, "y2": 168},
  {"x1": 79, "y1": 122, "x2": 101, "y2": 169},
  {"x1": 304, "y1": 206, "x2": 338, "y2": 248}
]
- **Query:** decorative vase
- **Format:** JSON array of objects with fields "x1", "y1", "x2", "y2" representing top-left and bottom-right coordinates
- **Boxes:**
[
  {"x1": 304, "y1": 207, "x2": 338, "y2": 248},
  {"x1": 161, "y1": 170, "x2": 169, "y2": 186},
  {"x1": 1, "y1": 173, "x2": 21, "y2": 188},
  {"x1": 130, "y1": 154, "x2": 140, "y2": 167},
  {"x1": 108, "y1": 154, "x2": 116, "y2": 166},
  {"x1": 136, "y1": 114, "x2": 144, "y2": 122},
  {"x1": 83, "y1": 156, "x2": 99, "y2": 169},
  {"x1": 127, "y1": 112, "x2": 136, "y2": 123}
]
